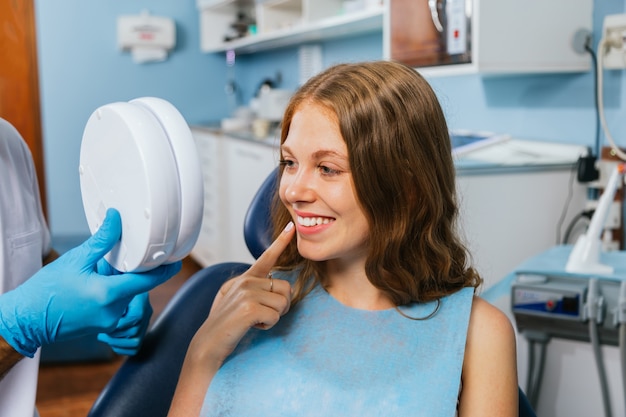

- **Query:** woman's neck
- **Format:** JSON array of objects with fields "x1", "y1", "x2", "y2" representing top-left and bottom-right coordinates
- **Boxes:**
[{"x1": 323, "y1": 260, "x2": 394, "y2": 311}]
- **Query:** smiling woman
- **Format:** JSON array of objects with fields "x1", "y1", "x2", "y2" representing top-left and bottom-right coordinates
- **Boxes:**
[
  {"x1": 168, "y1": 61, "x2": 519, "y2": 417},
  {"x1": 278, "y1": 104, "x2": 370, "y2": 274}
]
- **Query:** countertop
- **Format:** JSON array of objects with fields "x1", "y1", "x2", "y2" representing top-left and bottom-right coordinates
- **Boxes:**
[
  {"x1": 191, "y1": 125, "x2": 587, "y2": 175},
  {"x1": 454, "y1": 138, "x2": 586, "y2": 175}
]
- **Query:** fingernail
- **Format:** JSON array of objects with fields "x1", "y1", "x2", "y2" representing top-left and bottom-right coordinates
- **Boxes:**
[{"x1": 284, "y1": 221, "x2": 294, "y2": 232}]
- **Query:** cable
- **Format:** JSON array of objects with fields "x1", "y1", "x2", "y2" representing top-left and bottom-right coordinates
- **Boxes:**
[
  {"x1": 587, "y1": 278, "x2": 612, "y2": 417},
  {"x1": 529, "y1": 340, "x2": 547, "y2": 408},
  {"x1": 617, "y1": 281, "x2": 626, "y2": 416},
  {"x1": 590, "y1": 319, "x2": 612, "y2": 417},
  {"x1": 596, "y1": 36, "x2": 626, "y2": 161},
  {"x1": 524, "y1": 333, "x2": 549, "y2": 409},
  {"x1": 562, "y1": 209, "x2": 593, "y2": 244},
  {"x1": 619, "y1": 323, "x2": 626, "y2": 410},
  {"x1": 585, "y1": 42, "x2": 601, "y2": 158},
  {"x1": 525, "y1": 339, "x2": 535, "y2": 397}
]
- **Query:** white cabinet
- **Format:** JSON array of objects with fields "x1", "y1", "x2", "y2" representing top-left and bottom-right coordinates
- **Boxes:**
[
  {"x1": 457, "y1": 168, "x2": 587, "y2": 290},
  {"x1": 385, "y1": 0, "x2": 593, "y2": 76},
  {"x1": 224, "y1": 137, "x2": 278, "y2": 264},
  {"x1": 191, "y1": 128, "x2": 228, "y2": 267},
  {"x1": 197, "y1": 0, "x2": 384, "y2": 53},
  {"x1": 455, "y1": 139, "x2": 588, "y2": 289},
  {"x1": 190, "y1": 127, "x2": 278, "y2": 267}
]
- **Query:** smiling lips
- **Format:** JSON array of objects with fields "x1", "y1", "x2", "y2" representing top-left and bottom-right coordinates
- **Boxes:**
[{"x1": 297, "y1": 215, "x2": 334, "y2": 227}]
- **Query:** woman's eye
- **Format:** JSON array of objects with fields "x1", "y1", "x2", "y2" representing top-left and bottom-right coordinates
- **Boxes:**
[
  {"x1": 319, "y1": 165, "x2": 340, "y2": 176},
  {"x1": 279, "y1": 159, "x2": 295, "y2": 169}
]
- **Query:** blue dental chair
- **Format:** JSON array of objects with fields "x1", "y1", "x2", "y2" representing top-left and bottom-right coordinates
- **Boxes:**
[{"x1": 88, "y1": 168, "x2": 535, "y2": 417}]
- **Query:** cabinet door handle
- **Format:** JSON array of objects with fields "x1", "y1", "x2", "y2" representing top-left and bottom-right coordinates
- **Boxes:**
[{"x1": 428, "y1": 0, "x2": 444, "y2": 32}]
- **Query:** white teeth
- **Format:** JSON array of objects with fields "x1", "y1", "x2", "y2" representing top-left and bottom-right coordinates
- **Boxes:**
[{"x1": 297, "y1": 216, "x2": 332, "y2": 227}]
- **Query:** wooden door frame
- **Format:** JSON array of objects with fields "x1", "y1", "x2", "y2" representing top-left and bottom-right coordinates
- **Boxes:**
[{"x1": 0, "y1": 0, "x2": 47, "y2": 217}]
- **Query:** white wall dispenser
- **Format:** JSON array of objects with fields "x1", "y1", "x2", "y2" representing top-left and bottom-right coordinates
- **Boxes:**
[{"x1": 117, "y1": 10, "x2": 176, "y2": 63}]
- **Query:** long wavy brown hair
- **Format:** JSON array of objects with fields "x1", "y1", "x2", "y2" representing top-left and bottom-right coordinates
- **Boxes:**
[{"x1": 271, "y1": 60, "x2": 482, "y2": 306}]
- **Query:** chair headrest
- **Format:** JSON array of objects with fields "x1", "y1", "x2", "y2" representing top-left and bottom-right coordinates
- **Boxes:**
[{"x1": 243, "y1": 167, "x2": 278, "y2": 259}]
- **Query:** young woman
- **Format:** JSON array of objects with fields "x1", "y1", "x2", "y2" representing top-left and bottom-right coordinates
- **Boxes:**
[{"x1": 169, "y1": 61, "x2": 518, "y2": 417}]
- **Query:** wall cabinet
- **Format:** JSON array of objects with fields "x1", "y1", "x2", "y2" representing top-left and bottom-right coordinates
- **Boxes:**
[
  {"x1": 385, "y1": 0, "x2": 594, "y2": 76},
  {"x1": 191, "y1": 127, "x2": 278, "y2": 267},
  {"x1": 198, "y1": 0, "x2": 593, "y2": 76}
]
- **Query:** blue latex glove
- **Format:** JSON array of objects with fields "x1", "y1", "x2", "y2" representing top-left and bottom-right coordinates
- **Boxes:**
[
  {"x1": 93, "y1": 255, "x2": 154, "y2": 356},
  {"x1": 0, "y1": 208, "x2": 181, "y2": 357},
  {"x1": 97, "y1": 292, "x2": 152, "y2": 355}
]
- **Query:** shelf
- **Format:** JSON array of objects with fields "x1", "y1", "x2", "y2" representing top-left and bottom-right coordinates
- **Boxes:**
[
  {"x1": 201, "y1": 6, "x2": 384, "y2": 54},
  {"x1": 197, "y1": 0, "x2": 255, "y2": 12}
]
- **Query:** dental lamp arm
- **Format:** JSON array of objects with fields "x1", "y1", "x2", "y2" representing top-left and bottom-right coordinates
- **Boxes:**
[
  {"x1": 566, "y1": 163, "x2": 626, "y2": 274},
  {"x1": 587, "y1": 164, "x2": 624, "y2": 242}
]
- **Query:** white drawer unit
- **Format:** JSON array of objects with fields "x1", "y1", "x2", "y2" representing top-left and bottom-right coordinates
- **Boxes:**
[
  {"x1": 191, "y1": 129, "x2": 227, "y2": 267},
  {"x1": 224, "y1": 137, "x2": 278, "y2": 263},
  {"x1": 190, "y1": 127, "x2": 278, "y2": 266}
]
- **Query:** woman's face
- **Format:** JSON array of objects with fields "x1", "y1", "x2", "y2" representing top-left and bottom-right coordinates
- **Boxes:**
[{"x1": 279, "y1": 103, "x2": 369, "y2": 266}]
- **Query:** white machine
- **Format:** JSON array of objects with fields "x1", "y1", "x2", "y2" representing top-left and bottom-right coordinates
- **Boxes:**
[
  {"x1": 511, "y1": 164, "x2": 626, "y2": 416},
  {"x1": 79, "y1": 97, "x2": 204, "y2": 272}
]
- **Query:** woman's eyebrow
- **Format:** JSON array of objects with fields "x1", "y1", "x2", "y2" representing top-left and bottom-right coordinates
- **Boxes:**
[
  {"x1": 311, "y1": 149, "x2": 347, "y2": 160},
  {"x1": 281, "y1": 145, "x2": 347, "y2": 160}
]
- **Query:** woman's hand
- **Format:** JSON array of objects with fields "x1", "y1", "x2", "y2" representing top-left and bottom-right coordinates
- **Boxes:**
[
  {"x1": 190, "y1": 221, "x2": 295, "y2": 367},
  {"x1": 168, "y1": 221, "x2": 295, "y2": 417}
]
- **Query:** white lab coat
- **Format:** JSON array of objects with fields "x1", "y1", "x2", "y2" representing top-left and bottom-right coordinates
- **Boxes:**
[{"x1": 0, "y1": 118, "x2": 51, "y2": 417}]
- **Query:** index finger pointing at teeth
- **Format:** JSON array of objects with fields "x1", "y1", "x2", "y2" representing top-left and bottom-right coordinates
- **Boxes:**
[{"x1": 247, "y1": 221, "x2": 295, "y2": 278}]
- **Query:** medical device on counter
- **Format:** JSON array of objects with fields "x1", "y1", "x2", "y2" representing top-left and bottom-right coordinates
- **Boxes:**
[
  {"x1": 79, "y1": 97, "x2": 204, "y2": 273},
  {"x1": 511, "y1": 163, "x2": 626, "y2": 416}
]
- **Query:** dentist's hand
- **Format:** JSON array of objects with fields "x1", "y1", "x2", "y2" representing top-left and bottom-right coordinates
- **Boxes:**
[
  {"x1": 94, "y1": 255, "x2": 154, "y2": 356},
  {"x1": 97, "y1": 292, "x2": 153, "y2": 356},
  {"x1": 0, "y1": 208, "x2": 181, "y2": 357}
]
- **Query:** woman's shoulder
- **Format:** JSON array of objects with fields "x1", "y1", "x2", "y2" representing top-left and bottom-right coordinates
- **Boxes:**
[
  {"x1": 466, "y1": 297, "x2": 517, "y2": 358},
  {"x1": 468, "y1": 296, "x2": 516, "y2": 340},
  {"x1": 464, "y1": 296, "x2": 517, "y2": 379},
  {"x1": 458, "y1": 297, "x2": 518, "y2": 414}
]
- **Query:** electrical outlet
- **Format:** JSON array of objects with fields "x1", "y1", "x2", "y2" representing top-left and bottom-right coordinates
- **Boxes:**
[{"x1": 602, "y1": 14, "x2": 626, "y2": 69}]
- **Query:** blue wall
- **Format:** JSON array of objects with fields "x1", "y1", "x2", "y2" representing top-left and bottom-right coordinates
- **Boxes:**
[
  {"x1": 36, "y1": 0, "x2": 626, "y2": 238},
  {"x1": 35, "y1": 0, "x2": 228, "y2": 237}
]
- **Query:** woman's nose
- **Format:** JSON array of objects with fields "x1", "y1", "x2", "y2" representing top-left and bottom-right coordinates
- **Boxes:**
[{"x1": 282, "y1": 170, "x2": 314, "y2": 203}]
